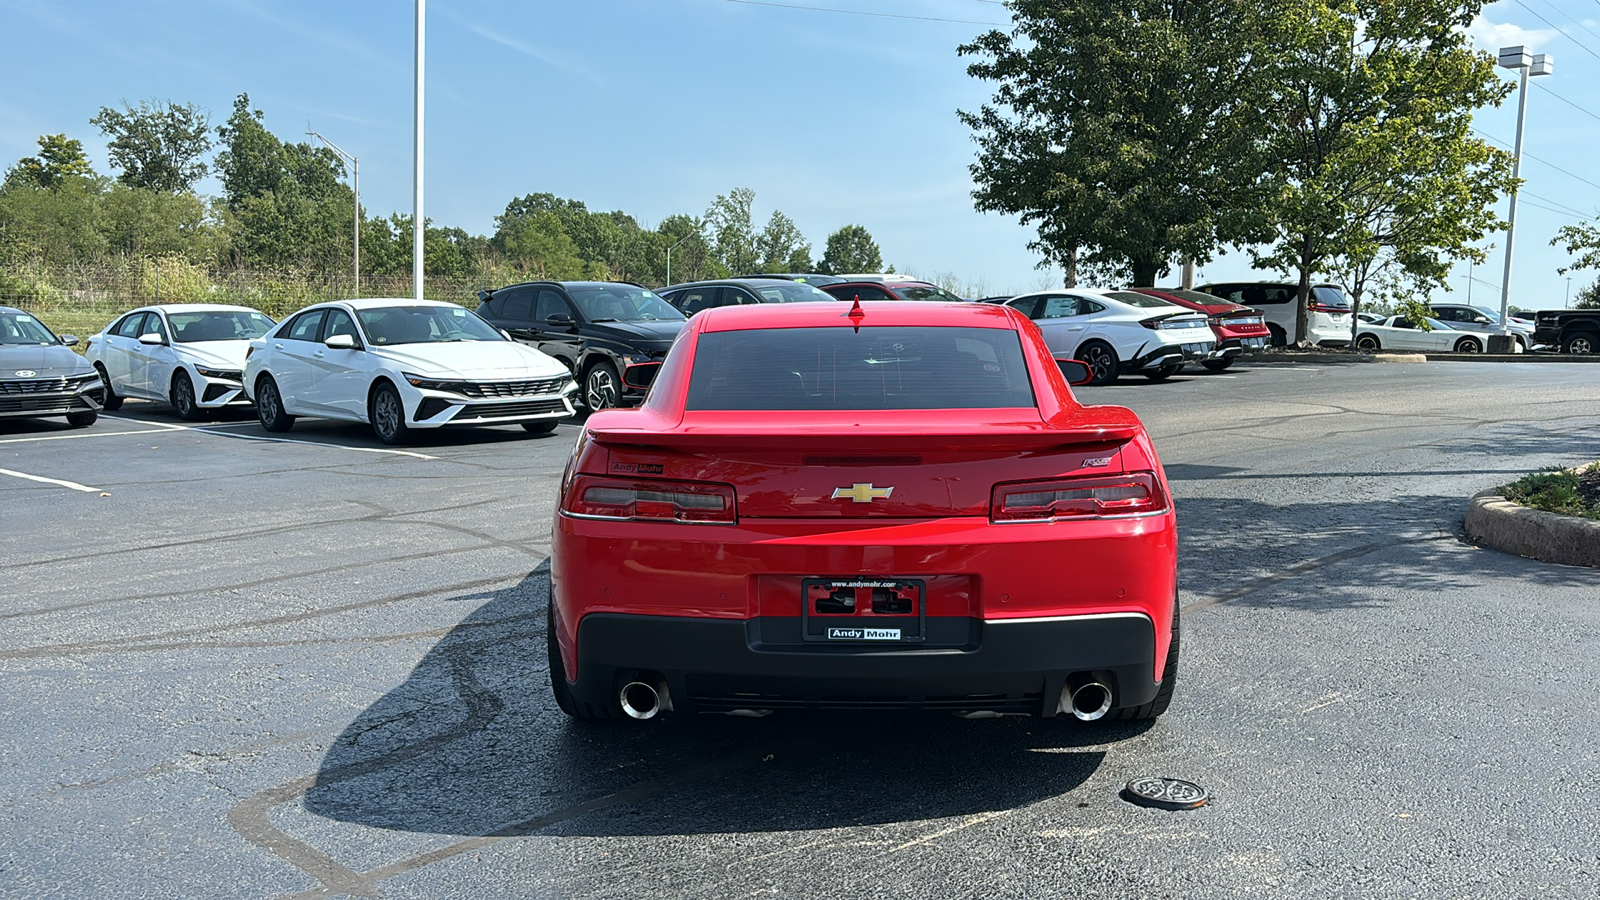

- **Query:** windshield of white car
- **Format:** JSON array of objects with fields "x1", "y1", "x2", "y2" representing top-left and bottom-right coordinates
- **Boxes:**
[
  {"x1": 168, "y1": 311, "x2": 275, "y2": 342},
  {"x1": 745, "y1": 281, "x2": 837, "y2": 303},
  {"x1": 1104, "y1": 291, "x2": 1179, "y2": 309},
  {"x1": 0, "y1": 312, "x2": 58, "y2": 345},
  {"x1": 567, "y1": 287, "x2": 685, "y2": 323},
  {"x1": 686, "y1": 326, "x2": 1036, "y2": 411},
  {"x1": 355, "y1": 306, "x2": 505, "y2": 345}
]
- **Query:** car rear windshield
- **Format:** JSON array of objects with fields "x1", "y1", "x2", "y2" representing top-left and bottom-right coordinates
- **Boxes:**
[
  {"x1": 356, "y1": 306, "x2": 505, "y2": 345},
  {"x1": 567, "y1": 286, "x2": 684, "y2": 322},
  {"x1": 1103, "y1": 291, "x2": 1178, "y2": 308},
  {"x1": 746, "y1": 281, "x2": 837, "y2": 303},
  {"x1": 1312, "y1": 286, "x2": 1351, "y2": 308},
  {"x1": 169, "y1": 311, "x2": 275, "y2": 342},
  {"x1": 685, "y1": 325, "x2": 1036, "y2": 411}
]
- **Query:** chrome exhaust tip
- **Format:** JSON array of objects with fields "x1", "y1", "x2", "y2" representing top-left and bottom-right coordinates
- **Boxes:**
[
  {"x1": 620, "y1": 681, "x2": 666, "y2": 720},
  {"x1": 1061, "y1": 682, "x2": 1113, "y2": 721}
]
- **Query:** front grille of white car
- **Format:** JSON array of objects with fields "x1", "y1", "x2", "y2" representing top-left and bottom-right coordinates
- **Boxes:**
[{"x1": 457, "y1": 377, "x2": 569, "y2": 398}]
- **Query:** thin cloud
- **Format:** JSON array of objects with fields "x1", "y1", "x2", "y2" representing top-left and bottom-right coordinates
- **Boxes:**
[
  {"x1": 1467, "y1": 15, "x2": 1557, "y2": 52},
  {"x1": 431, "y1": 4, "x2": 601, "y2": 84}
]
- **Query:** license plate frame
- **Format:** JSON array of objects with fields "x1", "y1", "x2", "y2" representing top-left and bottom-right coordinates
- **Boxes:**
[{"x1": 801, "y1": 577, "x2": 926, "y2": 643}]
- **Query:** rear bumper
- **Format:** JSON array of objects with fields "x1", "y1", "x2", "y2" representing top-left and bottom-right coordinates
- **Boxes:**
[
  {"x1": 1206, "y1": 336, "x2": 1268, "y2": 360},
  {"x1": 1130, "y1": 340, "x2": 1213, "y2": 370},
  {"x1": 564, "y1": 611, "x2": 1161, "y2": 716}
]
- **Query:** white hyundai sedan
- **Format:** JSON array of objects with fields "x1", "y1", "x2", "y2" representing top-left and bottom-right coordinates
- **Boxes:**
[
  {"x1": 242, "y1": 299, "x2": 577, "y2": 444},
  {"x1": 1000, "y1": 289, "x2": 1215, "y2": 385},
  {"x1": 85, "y1": 304, "x2": 276, "y2": 420}
]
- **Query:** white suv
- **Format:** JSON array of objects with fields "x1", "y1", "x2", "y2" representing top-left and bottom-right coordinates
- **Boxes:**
[{"x1": 1196, "y1": 281, "x2": 1353, "y2": 347}]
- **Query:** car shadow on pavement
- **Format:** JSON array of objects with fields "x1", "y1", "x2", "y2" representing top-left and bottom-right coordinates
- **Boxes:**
[{"x1": 302, "y1": 567, "x2": 1141, "y2": 839}]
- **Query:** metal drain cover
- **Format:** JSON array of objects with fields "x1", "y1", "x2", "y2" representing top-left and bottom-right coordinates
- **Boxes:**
[{"x1": 1121, "y1": 776, "x2": 1209, "y2": 810}]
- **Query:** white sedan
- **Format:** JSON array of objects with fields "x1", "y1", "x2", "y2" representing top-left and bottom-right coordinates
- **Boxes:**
[
  {"x1": 242, "y1": 298, "x2": 576, "y2": 444},
  {"x1": 1353, "y1": 316, "x2": 1485, "y2": 353},
  {"x1": 1000, "y1": 289, "x2": 1215, "y2": 385},
  {"x1": 84, "y1": 304, "x2": 276, "y2": 420}
]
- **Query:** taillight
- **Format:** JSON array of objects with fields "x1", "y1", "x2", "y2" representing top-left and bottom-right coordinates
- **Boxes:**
[
  {"x1": 562, "y1": 474, "x2": 737, "y2": 524},
  {"x1": 1141, "y1": 315, "x2": 1205, "y2": 330},
  {"x1": 991, "y1": 471, "x2": 1166, "y2": 522},
  {"x1": 1310, "y1": 302, "x2": 1348, "y2": 314}
]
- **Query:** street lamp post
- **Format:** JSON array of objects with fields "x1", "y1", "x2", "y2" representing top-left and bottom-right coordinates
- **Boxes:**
[
  {"x1": 666, "y1": 232, "x2": 693, "y2": 286},
  {"x1": 1495, "y1": 45, "x2": 1553, "y2": 350},
  {"x1": 307, "y1": 132, "x2": 359, "y2": 297},
  {"x1": 413, "y1": 0, "x2": 425, "y2": 301}
]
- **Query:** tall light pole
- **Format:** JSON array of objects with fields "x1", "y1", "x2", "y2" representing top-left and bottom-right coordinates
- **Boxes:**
[
  {"x1": 1495, "y1": 46, "x2": 1553, "y2": 349},
  {"x1": 307, "y1": 131, "x2": 359, "y2": 297},
  {"x1": 413, "y1": 0, "x2": 425, "y2": 300},
  {"x1": 666, "y1": 232, "x2": 693, "y2": 286}
]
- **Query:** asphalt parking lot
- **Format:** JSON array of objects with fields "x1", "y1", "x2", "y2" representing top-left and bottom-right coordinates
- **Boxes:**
[{"x1": 5, "y1": 360, "x2": 1600, "y2": 899}]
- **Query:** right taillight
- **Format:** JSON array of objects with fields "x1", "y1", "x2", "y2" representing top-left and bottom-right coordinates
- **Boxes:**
[
  {"x1": 991, "y1": 471, "x2": 1166, "y2": 522},
  {"x1": 562, "y1": 474, "x2": 737, "y2": 524}
]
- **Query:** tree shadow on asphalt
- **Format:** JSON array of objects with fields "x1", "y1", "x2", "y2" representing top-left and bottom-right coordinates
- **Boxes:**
[{"x1": 302, "y1": 568, "x2": 1140, "y2": 839}]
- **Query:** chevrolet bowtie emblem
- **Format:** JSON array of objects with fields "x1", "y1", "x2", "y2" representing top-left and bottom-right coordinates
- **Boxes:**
[{"x1": 832, "y1": 483, "x2": 894, "y2": 503}]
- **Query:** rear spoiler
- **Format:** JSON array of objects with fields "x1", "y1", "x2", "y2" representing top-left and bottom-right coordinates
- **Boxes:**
[{"x1": 587, "y1": 423, "x2": 1141, "y2": 453}]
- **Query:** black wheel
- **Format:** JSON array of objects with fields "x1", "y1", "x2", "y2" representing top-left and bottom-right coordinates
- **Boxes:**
[
  {"x1": 255, "y1": 375, "x2": 294, "y2": 432},
  {"x1": 1454, "y1": 336, "x2": 1482, "y2": 354},
  {"x1": 65, "y1": 410, "x2": 97, "y2": 427},
  {"x1": 548, "y1": 600, "x2": 612, "y2": 720},
  {"x1": 1266, "y1": 323, "x2": 1287, "y2": 347},
  {"x1": 1075, "y1": 341, "x2": 1120, "y2": 386},
  {"x1": 1109, "y1": 597, "x2": 1179, "y2": 721},
  {"x1": 369, "y1": 381, "x2": 409, "y2": 445},
  {"x1": 1355, "y1": 333, "x2": 1381, "y2": 351},
  {"x1": 1143, "y1": 362, "x2": 1183, "y2": 381},
  {"x1": 95, "y1": 364, "x2": 123, "y2": 411},
  {"x1": 583, "y1": 360, "x2": 621, "y2": 411},
  {"x1": 170, "y1": 370, "x2": 203, "y2": 421},
  {"x1": 522, "y1": 419, "x2": 560, "y2": 434},
  {"x1": 1563, "y1": 331, "x2": 1598, "y2": 354},
  {"x1": 1200, "y1": 358, "x2": 1234, "y2": 372}
]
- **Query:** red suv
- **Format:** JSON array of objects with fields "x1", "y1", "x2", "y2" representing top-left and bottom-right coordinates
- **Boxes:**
[{"x1": 1132, "y1": 288, "x2": 1270, "y2": 371}]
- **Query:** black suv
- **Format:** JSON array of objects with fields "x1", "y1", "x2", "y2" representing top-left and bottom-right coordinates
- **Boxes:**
[{"x1": 476, "y1": 282, "x2": 686, "y2": 410}]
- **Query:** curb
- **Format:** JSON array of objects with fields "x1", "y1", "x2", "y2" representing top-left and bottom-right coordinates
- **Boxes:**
[
  {"x1": 1463, "y1": 489, "x2": 1600, "y2": 568},
  {"x1": 1424, "y1": 353, "x2": 1600, "y2": 362},
  {"x1": 1245, "y1": 351, "x2": 1423, "y2": 364}
]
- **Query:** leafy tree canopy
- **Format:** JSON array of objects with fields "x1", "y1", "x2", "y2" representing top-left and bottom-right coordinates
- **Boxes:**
[
  {"x1": 5, "y1": 134, "x2": 97, "y2": 190},
  {"x1": 90, "y1": 100, "x2": 212, "y2": 193},
  {"x1": 818, "y1": 225, "x2": 882, "y2": 275}
]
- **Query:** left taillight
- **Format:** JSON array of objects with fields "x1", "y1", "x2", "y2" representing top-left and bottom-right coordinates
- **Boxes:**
[
  {"x1": 562, "y1": 474, "x2": 737, "y2": 524},
  {"x1": 991, "y1": 471, "x2": 1166, "y2": 522}
]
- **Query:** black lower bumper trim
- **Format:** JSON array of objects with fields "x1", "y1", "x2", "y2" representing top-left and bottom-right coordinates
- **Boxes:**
[{"x1": 567, "y1": 612, "x2": 1159, "y2": 717}]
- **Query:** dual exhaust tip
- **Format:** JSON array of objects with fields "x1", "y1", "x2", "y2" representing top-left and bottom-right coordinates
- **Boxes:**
[{"x1": 622, "y1": 677, "x2": 1112, "y2": 721}]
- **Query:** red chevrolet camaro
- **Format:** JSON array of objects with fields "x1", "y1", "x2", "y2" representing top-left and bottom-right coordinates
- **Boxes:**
[{"x1": 549, "y1": 300, "x2": 1179, "y2": 721}]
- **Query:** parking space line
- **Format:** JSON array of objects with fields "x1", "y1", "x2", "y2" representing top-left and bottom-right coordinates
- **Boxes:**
[
  {"x1": 0, "y1": 467, "x2": 101, "y2": 493},
  {"x1": 0, "y1": 428, "x2": 175, "y2": 445},
  {"x1": 190, "y1": 428, "x2": 439, "y2": 460}
]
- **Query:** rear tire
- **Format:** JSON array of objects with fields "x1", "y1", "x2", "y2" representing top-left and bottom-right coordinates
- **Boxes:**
[
  {"x1": 1454, "y1": 336, "x2": 1482, "y2": 354},
  {"x1": 547, "y1": 600, "x2": 613, "y2": 720},
  {"x1": 95, "y1": 364, "x2": 123, "y2": 411},
  {"x1": 1075, "y1": 341, "x2": 1120, "y2": 386},
  {"x1": 1200, "y1": 358, "x2": 1234, "y2": 372},
  {"x1": 65, "y1": 410, "x2": 98, "y2": 427},
  {"x1": 1143, "y1": 362, "x2": 1183, "y2": 381},
  {"x1": 1355, "y1": 333, "x2": 1381, "y2": 351},
  {"x1": 1563, "y1": 330, "x2": 1598, "y2": 354},
  {"x1": 1266, "y1": 324, "x2": 1287, "y2": 347},
  {"x1": 369, "y1": 381, "x2": 409, "y2": 445},
  {"x1": 170, "y1": 370, "x2": 204, "y2": 421},
  {"x1": 255, "y1": 375, "x2": 294, "y2": 432},
  {"x1": 1109, "y1": 598, "x2": 1179, "y2": 721},
  {"x1": 522, "y1": 419, "x2": 560, "y2": 434}
]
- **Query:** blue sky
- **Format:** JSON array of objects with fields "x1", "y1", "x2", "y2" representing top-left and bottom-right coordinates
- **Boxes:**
[{"x1": 0, "y1": 0, "x2": 1595, "y2": 303}]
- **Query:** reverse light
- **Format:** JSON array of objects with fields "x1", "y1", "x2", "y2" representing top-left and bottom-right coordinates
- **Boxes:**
[
  {"x1": 991, "y1": 471, "x2": 1166, "y2": 522},
  {"x1": 563, "y1": 474, "x2": 737, "y2": 524}
]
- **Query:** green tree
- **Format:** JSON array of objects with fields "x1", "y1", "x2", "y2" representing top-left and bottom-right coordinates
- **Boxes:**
[
  {"x1": 1251, "y1": 0, "x2": 1512, "y2": 344},
  {"x1": 706, "y1": 188, "x2": 758, "y2": 275},
  {"x1": 959, "y1": 0, "x2": 1275, "y2": 286},
  {"x1": 99, "y1": 184, "x2": 216, "y2": 261},
  {"x1": 655, "y1": 214, "x2": 715, "y2": 284},
  {"x1": 756, "y1": 210, "x2": 811, "y2": 272},
  {"x1": 5, "y1": 134, "x2": 96, "y2": 189},
  {"x1": 0, "y1": 176, "x2": 107, "y2": 261},
  {"x1": 498, "y1": 209, "x2": 585, "y2": 280},
  {"x1": 818, "y1": 225, "x2": 882, "y2": 275},
  {"x1": 90, "y1": 100, "x2": 212, "y2": 193}
]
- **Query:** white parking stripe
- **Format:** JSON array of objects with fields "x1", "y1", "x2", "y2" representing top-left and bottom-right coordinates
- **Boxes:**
[
  {"x1": 0, "y1": 467, "x2": 101, "y2": 493},
  {"x1": 0, "y1": 429, "x2": 174, "y2": 445},
  {"x1": 189, "y1": 428, "x2": 439, "y2": 460},
  {"x1": 36, "y1": 415, "x2": 438, "y2": 460}
]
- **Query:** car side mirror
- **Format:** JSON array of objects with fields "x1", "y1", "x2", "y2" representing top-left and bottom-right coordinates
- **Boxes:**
[
  {"x1": 545, "y1": 313, "x2": 574, "y2": 326},
  {"x1": 138, "y1": 332, "x2": 165, "y2": 346},
  {"x1": 58, "y1": 334, "x2": 79, "y2": 347},
  {"x1": 1475, "y1": 317, "x2": 1491, "y2": 324},
  {"x1": 1055, "y1": 357, "x2": 1093, "y2": 386},
  {"x1": 324, "y1": 333, "x2": 359, "y2": 350}
]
